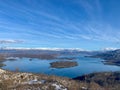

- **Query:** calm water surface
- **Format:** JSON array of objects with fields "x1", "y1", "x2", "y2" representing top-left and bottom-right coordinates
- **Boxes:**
[{"x1": 2, "y1": 56, "x2": 120, "y2": 78}]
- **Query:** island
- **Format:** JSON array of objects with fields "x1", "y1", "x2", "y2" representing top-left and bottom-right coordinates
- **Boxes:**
[
  {"x1": 57, "y1": 57, "x2": 76, "y2": 60},
  {"x1": 50, "y1": 61, "x2": 78, "y2": 68}
]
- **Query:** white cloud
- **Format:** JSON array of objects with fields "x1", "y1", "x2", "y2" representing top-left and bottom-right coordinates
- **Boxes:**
[{"x1": 0, "y1": 40, "x2": 24, "y2": 44}]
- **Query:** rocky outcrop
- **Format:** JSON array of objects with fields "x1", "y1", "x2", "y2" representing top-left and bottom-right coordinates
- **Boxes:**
[{"x1": 0, "y1": 69, "x2": 72, "y2": 90}]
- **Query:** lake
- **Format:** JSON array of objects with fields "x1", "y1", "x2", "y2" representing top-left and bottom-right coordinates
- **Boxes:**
[{"x1": 1, "y1": 55, "x2": 120, "y2": 78}]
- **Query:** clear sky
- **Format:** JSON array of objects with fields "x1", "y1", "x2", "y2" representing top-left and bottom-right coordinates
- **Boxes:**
[{"x1": 0, "y1": 0, "x2": 120, "y2": 50}]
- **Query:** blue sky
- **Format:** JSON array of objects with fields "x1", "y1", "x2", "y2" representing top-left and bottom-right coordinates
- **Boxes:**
[{"x1": 0, "y1": 0, "x2": 120, "y2": 50}]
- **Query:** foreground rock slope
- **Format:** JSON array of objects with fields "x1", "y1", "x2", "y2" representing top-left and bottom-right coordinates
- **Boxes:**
[
  {"x1": 0, "y1": 69, "x2": 84, "y2": 90},
  {"x1": 0, "y1": 69, "x2": 120, "y2": 90}
]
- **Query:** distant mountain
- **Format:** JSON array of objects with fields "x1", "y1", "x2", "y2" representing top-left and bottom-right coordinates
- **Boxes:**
[
  {"x1": 0, "y1": 48, "x2": 104, "y2": 61},
  {"x1": 0, "y1": 47, "x2": 103, "y2": 56},
  {"x1": 102, "y1": 47, "x2": 118, "y2": 51},
  {"x1": 0, "y1": 47, "x2": 85, "y2": 51},
  {"x1": 92, "y1": 49, "x2": 120, "y2": 66}
]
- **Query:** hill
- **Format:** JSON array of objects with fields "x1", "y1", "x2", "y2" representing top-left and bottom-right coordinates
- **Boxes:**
[
  {"x1": 74, "y1": 71, "x2": 120, "y2": 90},
  {"x1": 91, "y1": 49, "x2": 120, "y2": 66}
]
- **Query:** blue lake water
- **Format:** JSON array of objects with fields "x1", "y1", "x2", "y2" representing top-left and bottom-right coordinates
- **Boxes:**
[{"x1": 1, "y1": 56, "x2": 120, "y2": 78}]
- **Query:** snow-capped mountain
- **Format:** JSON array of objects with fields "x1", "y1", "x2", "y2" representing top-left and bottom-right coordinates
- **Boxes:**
[
  {"x1": 0, "y1": 47, "x2": 86, "y2": 51},
  {"x1": 102, "y1": 47, "x2": 118, "y2": 51}
]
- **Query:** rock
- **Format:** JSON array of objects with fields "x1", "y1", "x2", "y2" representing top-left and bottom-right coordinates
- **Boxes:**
[{"x1": 0, "y1": 69, "x2": 5, "y2": 74}]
